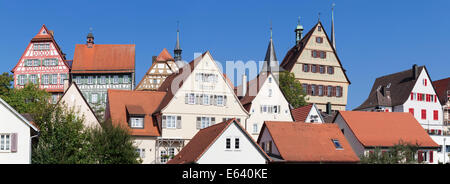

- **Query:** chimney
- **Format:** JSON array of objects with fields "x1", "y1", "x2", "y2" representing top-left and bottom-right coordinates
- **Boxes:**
[
  {"x1": 241, "y1": 74, "x2": 247, "y2": 97},
  {"x1": 152, "y1": 56, "x2": 157, "y2": 63},
  {"x1": 63, "y1": 79, "x2": 70, "y2": 93},
  {"x1": 412, "y1": 64, "x2": 418, "y2": 80},
  {"x1": 87, "y1": 32, "x2": 94, "y2": 48},
  {"x1": 326, "y1": 102, "x2": 332, "y2": 115},
  {"x1": 49, "y1": 30, "x2": 54, "y2": 37}
]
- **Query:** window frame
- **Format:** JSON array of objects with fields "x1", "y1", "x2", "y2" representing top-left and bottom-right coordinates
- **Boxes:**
[
  {"x1": 0, "y1": 134, "x2": 11, "y2": 152},
  {"x1": 130, "y1": 116, "x2": 144, "y2": 129}
]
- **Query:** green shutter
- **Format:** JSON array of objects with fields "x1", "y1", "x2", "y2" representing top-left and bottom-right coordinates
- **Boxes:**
[{"x1": 119, "y1": 76, "x2": 123, "y2": 84}]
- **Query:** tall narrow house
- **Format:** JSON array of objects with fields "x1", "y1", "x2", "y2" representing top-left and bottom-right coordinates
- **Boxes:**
[
  {"x1": 11, "y1": 25, "x2": 70, "y2": 103},
  {"x1": 135, "y1": 48, "x2": 178, "y2": 91},
  {"x1": 280, "y1": 19, "x2": 350, "y2": 112},
  {"x1": 71, "y1": 32, "x2": 135, "y2": 113}
]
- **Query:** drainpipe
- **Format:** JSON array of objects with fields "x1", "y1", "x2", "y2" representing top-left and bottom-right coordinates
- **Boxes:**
[{"x1": 29, "y1": 132, "x2": 40, "y2": 164}]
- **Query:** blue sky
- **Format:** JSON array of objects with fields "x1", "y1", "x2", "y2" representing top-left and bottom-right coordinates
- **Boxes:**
[{"x1": 0, "y1": 0, "x2": 449, "y2": 110}]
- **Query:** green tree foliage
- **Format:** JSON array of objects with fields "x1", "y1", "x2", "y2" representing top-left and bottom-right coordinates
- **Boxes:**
[
  {"x1": 0, "y1": 72, "x2": 13, "y2": 97},
  {"x1": 88, "y1": 121, "x2": 141, "y2": 164},
  {"x1": 359, "y1": 141, "x2": 420, "y2": 164},
  {"x1": 3, "y1": 83, "x2": 50, "y2": 114},
  {"x1": 278, "y1": 71, "x2": 308, "y2": 108},
  {"x1": 31, "y1": 102, "x2": 94, "y2": 164}
]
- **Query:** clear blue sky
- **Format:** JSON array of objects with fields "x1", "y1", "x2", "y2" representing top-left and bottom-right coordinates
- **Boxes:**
[{"x1": 0, "y1": 0, "x2": 449, "y2": 110}]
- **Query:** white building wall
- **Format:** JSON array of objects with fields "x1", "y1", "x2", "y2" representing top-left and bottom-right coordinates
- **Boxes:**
[
  {"x1": 430, "y1": 135, "x2": 450, "y2": 164},
  {"x1": 59, "y1": 84, "x2": 100, "y2": 129},
  {"x1": 197, "y1": 123, "x2": 267, "y2": 164},
  {"x1": 257, "y1": 125, "x2": 281, "y2": 157},
  {"x1": 133, "y1": 137, "x2": 157, "y2": 164},
  {"x1": 0, "y1": 103, "x2": 32, "y2": 164},
  {"x1": 246, "y1": 73, "x2": 293, "y2": 140},
  {"x1": 304, "y1": 105, "x2": 324, "y2": 123}
]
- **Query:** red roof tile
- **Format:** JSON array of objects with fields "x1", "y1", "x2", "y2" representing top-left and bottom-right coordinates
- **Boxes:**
[
  {"x1": 338, "y1": 111, "x2": 439, "y2": 148},
  {"x1": 156, "y1": 48, "x2": 174, "y2": 62},
  {"x1": 168, "y1": 119, "x2": 269, "y2": 164},
  {"x1": 290, "y1": 104, "x2": 313, "y2": 122},
  {"x1": 432, "y1": 77, "x2": 450, "y2": 105},
  {"x1": 260, "y1": 121, "x2": 360, "y2": 163},
  {"x1": 106, "y1": 89, "x2": 166, "y2": 136},
  {"x1": 72, "y1": 44, "x2": 135, "y2": 73}
]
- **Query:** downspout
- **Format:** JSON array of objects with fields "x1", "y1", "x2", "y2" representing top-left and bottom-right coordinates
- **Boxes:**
[{"x1": 29, "y1": 131, "x2": 40, "y2": 164}]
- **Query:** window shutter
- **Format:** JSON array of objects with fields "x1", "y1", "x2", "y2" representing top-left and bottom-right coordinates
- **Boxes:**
[
  {"x1": 196, "y1": 117, "x2": 201, "y2": 129},
  {"x1": 332, "y1": 87, "x2": 336, "y2": 96},
  {"x1": 418, "y1": 151, "x2": 423, "y2": 163},
  {"x1": 162, "y1": 116, "x2": 167, "y2": 128},
  {"x1": 324, "y1": 51, "x2": 327, "y2": 58},
  {"x1": 213, "y1": 95, "x2": 217, "y2": 106},
  {"x1": 224, "y1": 95, "x2": 227, "y2": 106},
  {"x1": 339, "y1": 86, "x2": 343, "y2": 97},
  {"x1": 11, "y1": 133, "x2": 17, "y2": 152},
  {"x1": 211, "y1": 117, "x2": 215, "y2": 125},
  {"x1": 199, "y1": 94, "x2": 203, "y2": 105},
  {"x1": 195, "y1": 94, "x2": 200, "y2": 104},
  {"x1": 315, "y1": 85, "x2": 319, "y2": 96},
  {"x1": 429, "y1": 151, "x2": 433, "y2": 163},
  {"x1": 324, "y1": 85, "x2": 328, "y2": 96},
  {"x1": 307, "y1": 85, "x2": 311, "y2": 95},
  {"x1": 176, "y1": 116, "x2": 181, "y2": 129},
  {"x1": 185, "y1": 93, "x2": 188, "y2": 104}
]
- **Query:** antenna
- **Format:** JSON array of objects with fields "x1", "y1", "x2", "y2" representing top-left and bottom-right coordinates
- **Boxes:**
[{"x1": 270, "y1": 20, "x2": 273, "y2": 39}]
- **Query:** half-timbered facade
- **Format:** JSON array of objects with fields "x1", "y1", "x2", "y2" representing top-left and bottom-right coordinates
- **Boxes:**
[
  {"x1": 11, "y1": 25, "x2": 70, "y2": 103},
  {"x1": 135, "y1": 48, "x2": 178, "y2": 91},
  {"x1": 71, "y1": 33, "x2": 135, "y2": 114}
]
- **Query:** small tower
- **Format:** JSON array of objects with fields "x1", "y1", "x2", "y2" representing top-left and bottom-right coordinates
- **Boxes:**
[
  {"x1": 261, "y1": 23, "x2": 279, "y2": 74},
  {"x1": 174, "y1": 22, "x2": 182, "y2": 62},
  {"x1": 295, "y1": 17, "x2": 304, "y2": 45},
  {"x1": 87, "y1": 30, "x2": 94, "y2": 48}
]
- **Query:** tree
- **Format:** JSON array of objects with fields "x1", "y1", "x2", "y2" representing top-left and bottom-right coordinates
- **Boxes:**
[
  {"x1": 0, "y1": 72, "x2": 13, "y2": 97},
  {"x1": 278, "y1": 71, "x2": 308, "y2": 108},
  {"x1": 88, "y1": 121, "x2": 141, "y2": 164},
  {"x1": 359, "y1": 141, "x2": 420, "y2": 164},
  {"x1": 32, "y1": 102, "x2": 94, "y2": 164},
  {"x1": 3, "y1": 83, "x2": 50, "y2": 114}
]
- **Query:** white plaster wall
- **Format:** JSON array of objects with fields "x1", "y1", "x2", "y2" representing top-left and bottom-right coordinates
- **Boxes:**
[
  {"x1": 430, "y1": 135, "x2": 450, "y2": 164},
  {"x1": 197, "y1": 123, "x2": 266, "y2": 164},
  {"x1": 0, "y1": 103, "x2": 32, "y2": 164},
  {"x1": 257, "y1": 126, "x2": 281, "y2": 157},
  {"x1": 304, "y1": 105, "x2": 324, "y2": 123},
  {"x1": 59, "y1": 85, "x2": 100, "y2": 129},
  {"x1": 133, "y1": 137, "x2": 157, "y2": 164},
  {"x1": 246, "y1": 73, "x2": 293, "y2": 140}
]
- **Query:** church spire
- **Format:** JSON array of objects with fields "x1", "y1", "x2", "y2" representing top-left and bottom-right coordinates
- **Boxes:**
[
  {"x1": 295, "y1": 16, "x2": 304, "y2": 45},
  {"x1": 331, "y1": 3, "x2": 336, "y2": 49},
  {"x1": 174, "y1": 21, "x2": 182, "y2": 61},
  {"x1": 262, "y1": 23, "x2": 278, "y2": 73}
]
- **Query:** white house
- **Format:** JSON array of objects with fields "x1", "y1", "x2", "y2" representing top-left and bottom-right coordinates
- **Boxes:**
[
  {"x1": 167, "y1": 119, "x2": 270, "y2": 164},
  {"x1": 58, "y1": 81, "x2": 101, "y2": 129},
  {"x1": 290, "y1": 103, "x2": 324, "y2": 123},
  {"x1": 334, "y1": 111, "x2": 440, "y2": 164},
  {"x1": 0, "y1": 97, "x2": 39, "y2": 164}
]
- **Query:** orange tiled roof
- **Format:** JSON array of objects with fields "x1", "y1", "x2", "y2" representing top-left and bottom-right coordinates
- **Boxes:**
[
  {"x1": 290, "y1": 104, "x2": 313, "y2": 122},
  {"x1": 260, "y1": 121, "x2": 360, "y2": 163},
  {"x1": 155, "y1": 48, "x2": 174, "y2": 62},
  {"x1": 72, "y1": 44, "x2": 135, "y2": 73},
  {"x1": 338, "y1": 111, "x2": 439, "y2": 148},
  {"x1": 107, "y1": 89, "x2": 166, "y2": 136}
]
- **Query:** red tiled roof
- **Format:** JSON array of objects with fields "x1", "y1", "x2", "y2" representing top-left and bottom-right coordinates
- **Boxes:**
[
  {"x1": 338, "y1": 111, "x2": 439, "y2": 148},
  {"x1": 168, "y1": 119, "x2": 269, "y2": 164},
  {"x1": 290, "y1": 104, "x2": 313, "y2": 122},
  {"x1": 260, "y1": 121, "x2": 360, "y2": 163},
  {"x1": 432, "y1": 77, "x2": 450, "y2": 105},
  {"x1": 156, "y1": 48, "x2": 174, "y2": 62},
  {"x1": 72, "y1": 44, "x2": 135, "y2": 73},
  {"x1": 107, "y1": 89, "x2": 166, "y2": 136}
]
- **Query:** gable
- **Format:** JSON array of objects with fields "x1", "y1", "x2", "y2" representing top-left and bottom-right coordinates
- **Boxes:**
[
  {"x1": 411, "y1": 68, "x2": 439, "y2": 97},
  {"x1": 136, "y1": 61, "x2": 176, "y2": 90},
  {"x1": 0, "y1": 97, "x2": 37, "y2": 132},
  {"x1": 305, "y1": 104, "x2": 324, "y2": 123}
]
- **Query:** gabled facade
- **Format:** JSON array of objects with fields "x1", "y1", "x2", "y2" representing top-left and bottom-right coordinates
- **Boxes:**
[
  {"x1": 433, "y1": 77, "x2": 450, "y2": 133},
  {"x1": 135, "y1": 48, "x2": 178, "y2": 91},
  {"x1": 280, "y1": 21, "x2": 350, "y2": 112},
  {"x1": 57, "y1": 81, "x2": 100, "y2": 128},
  {"x1": 153, "y1": 51, "x2": 249, "y2": 164},
  {"x1": 257, "y1": 121, "x2": 359, "y2": 163},
  {"x1": 167, "y1": 119, "x2": 270, "y2": 164},
  {"x1": 11, "y1": 25, "x2": 70, "y2": 103},
  {"x1": 334, "y1": 111, "x2": 440, "y2": 164},
  {"x1": 290, "y1": 103, "x2": 324, "y2": 123},
  {"x1": 71, "y1": 33, "x2": 135, "y2": 113},
  {"x1": 0, "y1": 97, "x2": 39, "y2": 164}
]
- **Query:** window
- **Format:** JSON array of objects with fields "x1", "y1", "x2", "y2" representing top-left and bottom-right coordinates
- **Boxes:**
[
  {"x1": 30, "y1": 75, "x2": 37, "y2": 84},
  {"x1": 327, "y1": 86, "x2": 332, "y2": 97},
  {"x1": 235, "y1": 138, "x2": 240, "y2": 149},
  {"x1": 316, "y1": 37, "x2": 323, "y2": 43},
  {"x1": 319, "y1": 51, "x2": 326, "y2": 59},
  {"x1": 421, "y1": 109, "x2": 426, "y2": 120},
  {"x1": 153, "y1": 79, "x2": 157, "y2": 84},
  {"x1": 91, "y1": 93, "x2": 98, "y2": 103},
  {"x1": 165, "y1": 115, "x2": 176, "y2": 129},
  {"x1": 136, "y1": 148, "x2": 145, "y2": 158},
  {"x1": 160, "y1": 150, "x2": 168, "y2": 163},
  {"x1": 268, "y1": 77, "x2": 272, "y2": 83},
  {"x1": 113, "y1": 75, "x2": 119, "y2": 84},
  {"x1": 76, "y1": 76, "x2": 81, "y2": 84},
  {"x1": 318, "y1": 85, "x2": 323, "y2": 96},
  {"x1": 253, "y1": 123, "x2": 258, "y2": 134},
  {"x1": 25, "y1": 59, "x2": 34, "y2": 67},
  {"x1": 319, "y1": 65, "x2": 325, "y2": 74},
  {"x1": 203, "y1": 94, "x2": 210, "y2": 105},
  {"x1": 188, "y1": 93, "x2": 195, "y2": 104},
  {"x1": 217, "y1": 95, "x2": 224, "y2": 106},
  {"x1": 226, "y1": 138, "x2": 231, "y2": 149},
  {"x1": 311, "y1": 84, "x2": 316, "y2": 96},
  {"x1": 88, "y1": 76, "x2": 93, "y2": 84},
  {"x1": 18, "y1": 75, "x2": 26, "y2": 85},
  {"x1": 327, "y1": 66, "x2": 333, "y2": 74},
  {"x1": 51, "y1": 94, "x2": 58, "y2": 104},
  {"x1": 130, "y1": 117, "x2": 144, "y2": 128},
  {"x1": 43, "y1": 75, "x2": 49, "y2": 84},
  {"x1": 332, "y1": 139, "x2": 343, "y2": 149},
  {"x1": 201, "y1": 117, "x2": 211, "y2": 129},
  {"x1": 196, "y1": 73, "x2": 218, "y2": 83},
  {"x1": 312, "y1": 50, "x2": 318, "y2": 58},
  {"x1": 302, "y1": 84, "x2": 308, "y2": 93},
  {"x1": 33, "y1": 43, "x2": 50, "y2": 50},
  {"x1": 60, "y1": 74, "x2": 66, "y2": 84},
  {"x1": 336, "y1": 86, "x2": 342, "y2": 97},
  {"x1": 423, "y1": 79, "x2": 427, "y2": 86},
  {"x1": 52, "y1": 74, "x2": 58, "y2": 84},
  {"x1": 311, "y1": 65, "x2": 317, "y2": 73},
  {"x1": 318, "y1": 26, "x2": 322, "y2": 31},
  {"x1": 123, "y1": 75, "x2": 129, "y2": 84},
  {"x1": 268, "y1": 89, "x2": 272, "y2": 97},
  {"x1": 0, "y1": 134, "x2": 10, "y2": 151},
  {"x1": 303, "y1": 64, "x2": 309, "y2": 72},
  {"x1": 168, "y1": 148, "x2": 175, "y2": 158},
  {"x1": 447, "y1": 146, "x2": 450, "y2": 153},
  {"x1": 433, "y1": 110, "x2": 438, "y2": 120}
]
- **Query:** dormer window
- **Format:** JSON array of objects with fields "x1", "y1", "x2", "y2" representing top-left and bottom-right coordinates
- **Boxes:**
[
  {"x1": 332, "y1": 139, "x2": 343, "y2": 149},
  {"x1": 130, "y1": 117, "x2": 144, "y2": 128},
  {"x1": 126, "y1": 105, "x2": 145, "y2": 129}
]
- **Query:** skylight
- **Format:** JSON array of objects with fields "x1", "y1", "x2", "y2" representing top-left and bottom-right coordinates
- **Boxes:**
[{"x1": 332, "y1": 139, "x2": 343, "y2": 149}]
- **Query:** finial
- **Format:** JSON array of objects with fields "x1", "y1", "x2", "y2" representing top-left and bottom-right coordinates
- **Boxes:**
[
  {"x1": 298, "y1": 16, "x2": 301, "y2": 25},
  {"x1": 332, "y1": 2, "x2": 336, "y2": 10},
  {"x1": 270, "y1": 20, "x2": 273, "y2": 39},
  {"x1": 177, "y1": 21, "x2": 180, "y2": 32},
  {"x1": 318, "y1": 12, "x2": 321, "y2": 21}
]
